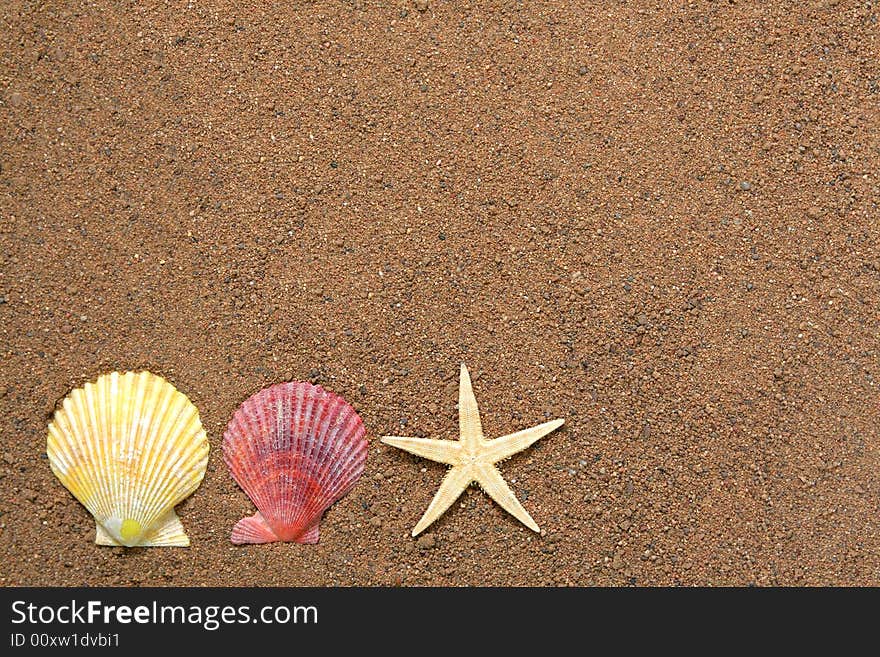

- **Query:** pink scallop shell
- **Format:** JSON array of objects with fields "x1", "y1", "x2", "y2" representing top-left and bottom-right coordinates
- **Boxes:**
[{"x1": 222, "y1": 381, "x2": 367, "y2": 545}]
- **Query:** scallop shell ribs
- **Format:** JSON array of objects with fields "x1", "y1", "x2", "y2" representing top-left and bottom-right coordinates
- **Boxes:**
[
  {"x1": 47, "y1": 371, "x2": 209, "y2": 547},
  {"x1": 223, "y1": 381, "x2": 367, "y2": 545}
]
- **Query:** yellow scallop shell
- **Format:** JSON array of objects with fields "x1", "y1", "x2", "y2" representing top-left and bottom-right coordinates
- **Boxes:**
[{"x1": 47, "y1": 371, "x2": 209, "y2": 547}]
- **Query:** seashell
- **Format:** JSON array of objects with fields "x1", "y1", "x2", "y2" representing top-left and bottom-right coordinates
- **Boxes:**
[
  {"x1": 47, "y1": 371, "x2": 209, "y2": 547},
  {"x1": 223, "y1": 381, "x2": 367, "y2": 545}
]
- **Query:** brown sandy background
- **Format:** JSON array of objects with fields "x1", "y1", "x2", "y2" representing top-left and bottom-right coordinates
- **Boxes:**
[{"x1": 1, "y1": 1, "x2": 878, "y2": 586}]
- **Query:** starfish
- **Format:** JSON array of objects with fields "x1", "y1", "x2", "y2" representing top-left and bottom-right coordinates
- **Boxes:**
[{"x1": 381, "y1": 363, "x2": 564, "y2": 536}]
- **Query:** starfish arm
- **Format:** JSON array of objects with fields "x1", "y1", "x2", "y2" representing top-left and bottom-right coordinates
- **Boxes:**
[
  {"x1": 473, "y1": 462, "x2": 540, "y2": 532},
  {"x1": 380, "y1": 436, "x2": 462, "y2": 465},
  {"x1": 411, "y1": 465, "x2": 473, "y2": 536},
  {"x1": 458, "y1": 363, "x2": 484, "y2": 448},
  {"x1": 484, "y1": 418, "x2": 565, "y2": 463}
]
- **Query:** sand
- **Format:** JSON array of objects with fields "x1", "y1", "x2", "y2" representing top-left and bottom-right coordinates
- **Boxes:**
[{"x1": 1, "y1": 1, "x2": 878, "y2": 586}]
